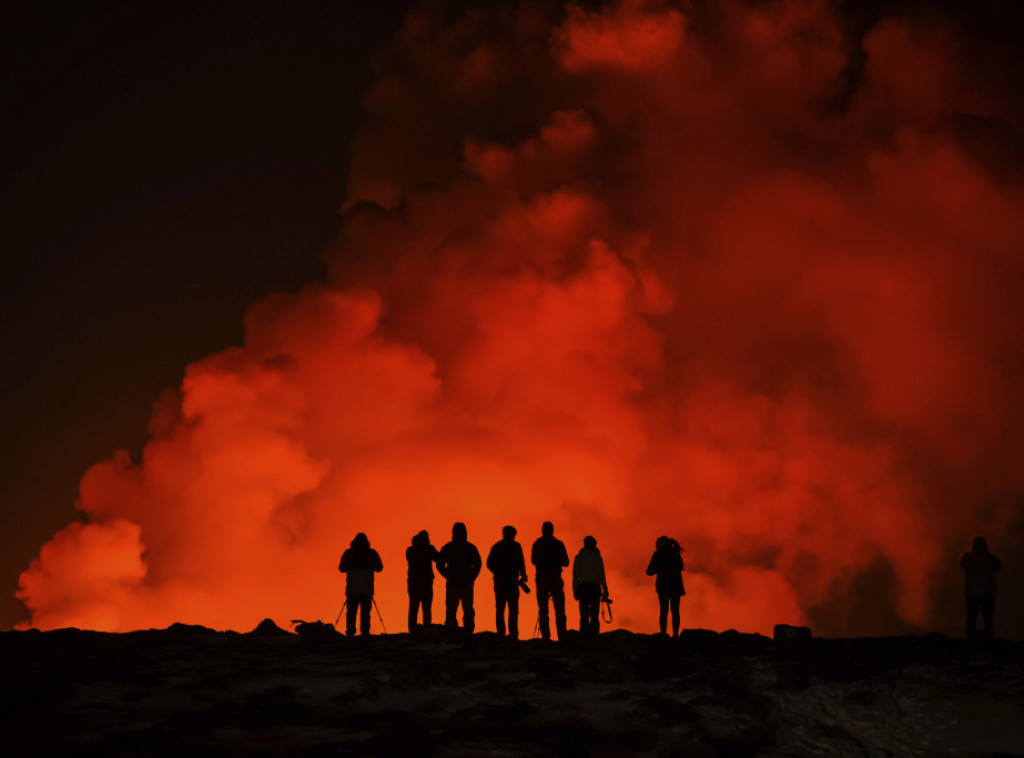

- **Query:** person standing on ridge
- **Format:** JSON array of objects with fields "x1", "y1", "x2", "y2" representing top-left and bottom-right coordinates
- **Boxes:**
[
  {"x1": 437, "y1": 522, "x2": 482, "y2": 634},
  {"x1": 406, "y1": 530, "x2": 440, "y2": 632},
  {"x1": 572, "y1": 535, "x2": 608, "y2": 637},
  {"x1": 486, "y1": 525, "x2": 528, "y2": 639},
  {"x1": 338, "y1": 532, "x2": 384, "y2": 636},
  {"x1": 646, "y1": 535, "x2": 685, "y2": 637},
  {"x1": 531, "y1": 521, "x2": 569, "y2": 640},
  {"x1": 961, "y1": 536, "x2": 1002, "y2": 642}
]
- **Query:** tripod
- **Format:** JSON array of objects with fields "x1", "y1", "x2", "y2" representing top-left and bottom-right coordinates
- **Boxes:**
[{"x1": 333, "y1": 597, "x2": 388, "y2": 635}]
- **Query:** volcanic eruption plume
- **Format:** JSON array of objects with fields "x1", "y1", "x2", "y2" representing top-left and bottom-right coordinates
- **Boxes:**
[{"x1": 18, "y1": 0, "x2": 1024, "y2": 636}]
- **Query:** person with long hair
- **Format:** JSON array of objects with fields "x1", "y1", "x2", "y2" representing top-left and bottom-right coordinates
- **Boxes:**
[{"x1": 646, "y1": 535, "x2": 685, "y2": 637}]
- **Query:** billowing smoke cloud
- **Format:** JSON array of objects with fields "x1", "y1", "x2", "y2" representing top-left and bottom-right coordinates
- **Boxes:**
[{"x1": 19, "y1": 0, "x2": 1024, "y2": 636}]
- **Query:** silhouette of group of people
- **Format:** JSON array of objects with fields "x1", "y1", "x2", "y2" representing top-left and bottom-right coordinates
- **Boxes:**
[
  {"x1": 340, "y1": 527, "x2": 1004, "y2": 642},
  {"x1": 338, "y1": 522, "x2": 684, "y2": 639}
]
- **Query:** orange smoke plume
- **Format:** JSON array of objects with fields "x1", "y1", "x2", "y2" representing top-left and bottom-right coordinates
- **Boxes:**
[{"x1": 19, "y1": 0, "x2": 1024, "y2": 637}]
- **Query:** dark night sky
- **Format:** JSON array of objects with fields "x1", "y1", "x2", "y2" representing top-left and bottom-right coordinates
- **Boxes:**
[{"x1": 0, "y1": 0, "x2": 416, "y2": 629}]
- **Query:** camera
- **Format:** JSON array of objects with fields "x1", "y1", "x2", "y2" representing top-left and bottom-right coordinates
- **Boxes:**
[{"x1": 518, "y1": 578, "x2": 531, "y2": 594}]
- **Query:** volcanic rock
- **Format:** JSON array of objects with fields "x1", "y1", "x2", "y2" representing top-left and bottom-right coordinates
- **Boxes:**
[{"x1": 2, "y1": 626, "x2": 1022, "y2": 756}]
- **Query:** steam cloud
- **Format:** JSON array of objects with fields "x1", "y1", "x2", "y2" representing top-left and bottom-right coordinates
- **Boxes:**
[{"x1": 19, "y1": 0, "x2": 1024, "y2": 636}]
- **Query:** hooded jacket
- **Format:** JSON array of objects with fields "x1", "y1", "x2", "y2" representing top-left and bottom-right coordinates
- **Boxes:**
[
  {"x1": 487, "y1": 537, "x2": 527, "y2": 589},
  {"x1": 339, "y1": 534, "x2": 383, "y2": 597},
  {"x1": 572, "y1": 546, "x2": 606, "y2": 590},
  {"x1": 961, "y1": 538, "x2": 1002, "y2": 599},
  {"x1": 406, "y1": 531, "x2": 440, "y2": 587},
  {"x1": 438, "y1": 525, "x2": 482, "y2": 585},
  {"x1": 531, "y1": 535, "x2": 569, "y2": 577}
]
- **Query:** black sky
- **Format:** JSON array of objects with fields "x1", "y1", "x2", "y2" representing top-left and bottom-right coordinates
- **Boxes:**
[{"x1": 0, "y1": 0, "x2": 417, "y2": 629}]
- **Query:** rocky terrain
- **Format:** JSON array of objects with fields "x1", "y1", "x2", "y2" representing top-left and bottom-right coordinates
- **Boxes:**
[{"x1": 2, "y1": 622, "x2": 1022, "y2": 756}]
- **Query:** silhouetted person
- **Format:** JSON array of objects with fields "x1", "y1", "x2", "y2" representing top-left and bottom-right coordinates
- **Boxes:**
[
  {"x1": 961, "y1": 536, "x2": 1002, "y2": 642},
  {"x1": 338, "y1": 532, "x2": 383, "y2": 636},
  {"x1": 487, "y1": 525, "x2": 528, "y2": 639},
  {"x1": 532, "y1": 521, "x2": 569, "y2": 640},
  {"x1": 572, "y1": 535, "x2": 608, "y2": 637},
  {"x1": 406, "y1": 530, "x2": 440, "y2": 632},
  {"x1": 437, "y1": 522, "x2": 482, "y2": 633},
  {"x1": 646, "y1": 535, "x2": 685, "y2": 637}
]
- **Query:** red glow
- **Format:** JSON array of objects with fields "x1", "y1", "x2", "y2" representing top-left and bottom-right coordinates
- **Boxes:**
[{"x1": 18, "y1": 0, "x2": 1024, "y2": 636}]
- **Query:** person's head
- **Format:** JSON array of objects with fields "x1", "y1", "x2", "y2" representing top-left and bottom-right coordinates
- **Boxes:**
[
  {"x1": 352, "y1": 532, "x2": 369, "y2": 549},
  {"x1": 452, "y1": 522, "x2": 468, "y2": 541},
  {"x1": 972, "y1": 536, "x2": 989, "y2": 553},
  {"x1": 541, "y1": 521, "x2": 554, "y2": 537},
  {"x1": 502, "y1": 525, "x2": 517, "y2": 540},
  {"x1": 412, "y1": 530, "x2": 429, "y2": 547},
  {"x1": 583, "y1": 535, "x2": 597, "y2": 549},
  {"x1": 656, "y1": 535, "x2": 669, "y2": 550}
]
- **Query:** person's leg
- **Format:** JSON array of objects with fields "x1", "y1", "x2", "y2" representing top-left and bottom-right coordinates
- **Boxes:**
[
  {"x1": 495, "y1": 589, "x2": 507, "y2": 636},
  {"x1": 360, "y1": 597, "x2": 371, "y2": 635},
  {"x1": 552, "y1": 583, "x2": 567, "y2": 639},
  {"x1": 422, "y1": 585, "x2": 433, "y2": 626},
  {"x1": 408, "y1": 588, "x2": 418, "y2": 633},
  {"x1": 658, "y1": 593, "x2": 669, "y2": 634},
  {"x1": 670, "y1": 595, "x2": 681, "y2": 638},
  {"x1": 446, "y1": 583, "x2": 459, "y2": 627},
  {"x1": 346, "y1": 597, "x2": 358, "y2": 636},
  {"x1": 981, "y1": 598, "x2": 995, "y2": 639},
  {"x1": 581, "y1": 585, "x2": 599, "y2": 636},
  {"x1": 536, "y1": 578, "x2": 551, "y2": 639},
  {"x1": 966, "y1": 597, "x2": 980, "y2": 640},
  {"x1": 509, "y1": 590, "x2": 519, "y2": 639},
  {"x1": 463, "y1": 584, "x2": 476, "y2": 633}
]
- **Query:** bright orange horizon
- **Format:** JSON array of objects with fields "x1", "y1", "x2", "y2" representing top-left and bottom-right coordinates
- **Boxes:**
[{"x1": 17, "y1": 0, "x2": 1024, "y2": 638}]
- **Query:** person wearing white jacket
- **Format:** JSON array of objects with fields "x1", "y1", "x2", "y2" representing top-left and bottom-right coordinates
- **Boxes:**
[{"x1": 572, "y1": 535, "x2": 608, "y2": 637}]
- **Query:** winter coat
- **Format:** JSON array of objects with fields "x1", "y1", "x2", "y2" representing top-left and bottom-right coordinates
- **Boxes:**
[
  {"x1": 531, "y1": 535, "x2": 569, "y2": 577},
  {"x1": 646, "y1": 546, "x2": 685, "y2": 597},
  {"x1": 487, "y1": 539, "x2": 527, "y2": 589},
  {"x1": 438, "y1": 539, "x2": 482, "y2": 586},
  {"x1": 572, "y1": 547, "x2": 606, "y2": 592},
  {"x1": 961, "y1": 550, "x2": 1002, "y2": 598},
  {"x1": 339, "y1": 542, "x2": 383, "y2": 597},
  {"x1": 406, "y1": 538, "x2": 440, "y2": 587}
]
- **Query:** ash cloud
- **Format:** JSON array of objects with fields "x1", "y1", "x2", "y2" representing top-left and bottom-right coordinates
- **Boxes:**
[{"x1": 19, "y1": 0, "x2": 1024, "y2": 637}]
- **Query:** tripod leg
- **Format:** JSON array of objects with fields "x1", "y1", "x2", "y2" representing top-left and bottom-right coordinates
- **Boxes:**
[
  {"x1": 372, "y1": 597, "x2": 388, "y2": 635},
  {"x1": 334, "y1": 599, "x2": 347, "y2": 627}
]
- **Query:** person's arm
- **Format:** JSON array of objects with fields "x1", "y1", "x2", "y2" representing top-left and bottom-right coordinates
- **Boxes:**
[
  {"x1": 517, "y1": 545, "x2": 527, "y2": 581},
  {"x1": 372, "y1": 550, "x2": 383, "y2": 572},
  {"x1": 599, "y1": 556, "x2": 608, "y2": 595},
  {"x1": 339, "y1": 550, "x2": 349, "y2": 573},
  {"x1": 646, "y1": 552, "x2": 658, "y2": 576},
  {"x1": 571, "y1": 555, "x2": 579, "y2": 598},
  {"x1": 559, "y1": 542, "x2": 569, "y2": 568},
  {"x1": 470, "y1": 546, "x2": 482, "y2": 580},
  {"x1": 436, "y1": 548, "x2": 449, "y2": 579},
  {"x1": 486, "y1": 545, "x2": 497, "y2": 574},
  {"x1": 530, "y1": 541, "x2": 539, "y2": 568}
]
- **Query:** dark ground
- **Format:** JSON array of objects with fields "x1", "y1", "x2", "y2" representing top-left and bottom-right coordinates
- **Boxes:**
[{"x1": 2, "y1": 623, "x2": 1022, "y2": 757}]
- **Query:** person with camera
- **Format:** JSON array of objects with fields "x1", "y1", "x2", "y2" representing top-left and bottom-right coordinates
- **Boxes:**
[
  {"x1": 438, "y1": 522, "x2": 482, "y2": 634},
  {"x1": 531, "y1": 521, "x2": 570, "y2": 640},
  {"x1": 572, "y1": 535, "x2": 608, "y2": 637},
  {"x1": 486, "y1": 525, "x2": 529, "y2": 639},
  {"x1": 338, "y1": 532, "x2": 384, "y2": 636}
]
